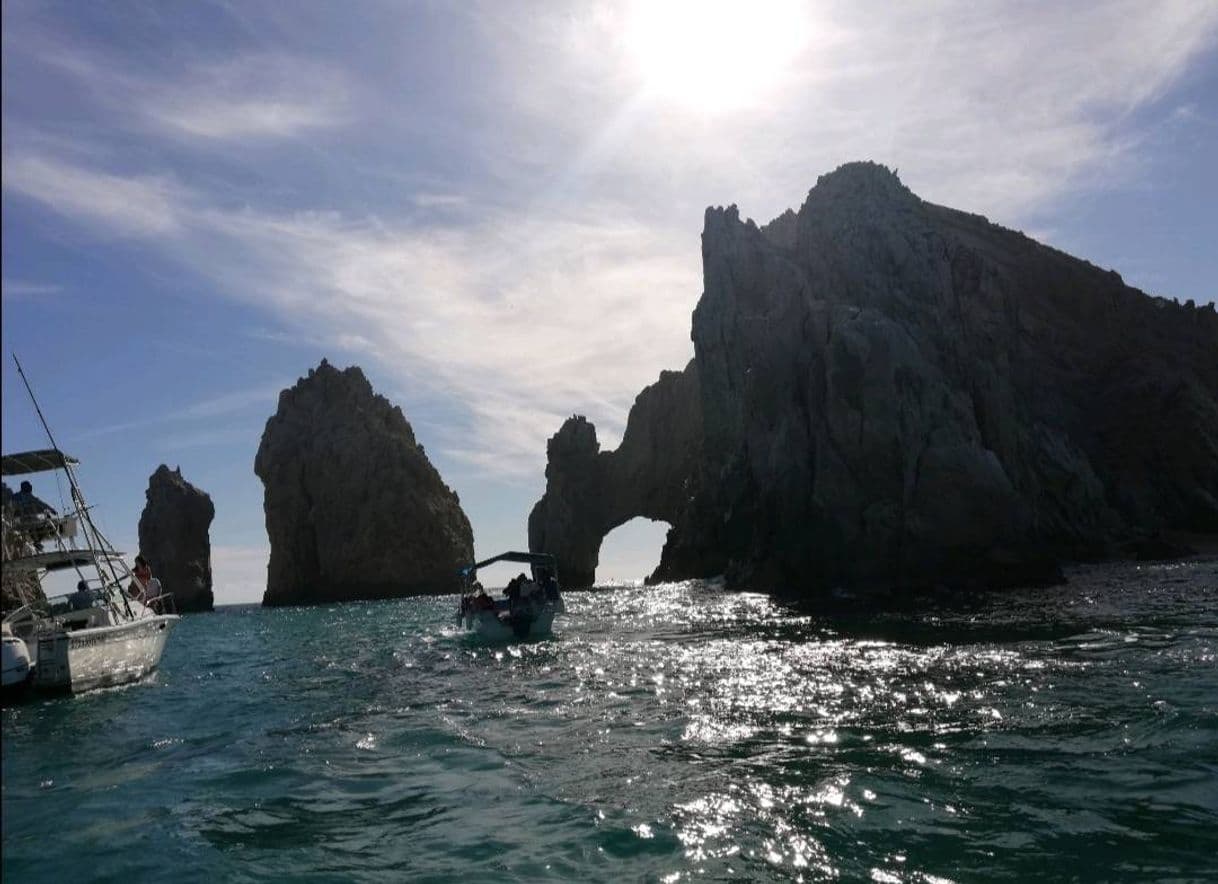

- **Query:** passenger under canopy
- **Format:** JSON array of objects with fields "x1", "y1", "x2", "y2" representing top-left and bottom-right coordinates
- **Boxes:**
[
  {"x1": 2, "y1": 449, "x2": 78, "y2": 476},
  {"x1": 456, "y1": 550, "x2": 565, "y2": 639}
]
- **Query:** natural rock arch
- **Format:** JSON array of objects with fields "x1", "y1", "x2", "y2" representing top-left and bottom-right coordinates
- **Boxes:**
[
  {"x1": 532, "y1": 162, "x2": 1218, "y2": 596},
  {"x1": 529, "y1": 361, "x2": 721, "y2": 587}
]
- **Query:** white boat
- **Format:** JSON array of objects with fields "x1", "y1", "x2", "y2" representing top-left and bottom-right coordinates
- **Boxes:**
[
  {"x1": 2, "y1": 359, "x2": 180, "y2": 699},
  {"x1": 455, "y1": 551, "x2": 565, "y2": 641}
]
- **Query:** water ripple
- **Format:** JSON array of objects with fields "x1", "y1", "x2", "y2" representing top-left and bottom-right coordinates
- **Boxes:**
[{"x1": 4, "y1": 558, "x2": 1217, "y2": 881}]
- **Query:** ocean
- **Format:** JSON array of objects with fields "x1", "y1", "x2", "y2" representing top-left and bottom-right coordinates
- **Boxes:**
[{"x1": 3, "y1": 558, "x2": 1216, "y2": 882}]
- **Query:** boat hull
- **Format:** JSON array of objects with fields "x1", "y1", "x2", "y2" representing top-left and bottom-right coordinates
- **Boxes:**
[
  {"x1": 34, "y1": 615, "x2": 179, "y2": 694},
  {"x1": 2, "y1": 634, "x2": 33, "y2": 694},
  {"x1": 461, "y1": 607, "x2": 556, "y2": 641}
]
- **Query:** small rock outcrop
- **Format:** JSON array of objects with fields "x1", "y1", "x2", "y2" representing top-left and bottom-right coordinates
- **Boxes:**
[
  {"x1": 255, "y1": 360, "x2": 474, "y2": 606},
  {"x1": 138, "y1": 465, "x2": 215, "y2": 612},
  {"x1": 532, "y1": 162, "x2": 1218, "y2": 594}
]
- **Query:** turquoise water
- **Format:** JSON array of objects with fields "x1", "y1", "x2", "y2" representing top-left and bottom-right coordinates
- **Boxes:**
[{"x1": 3, "y1": 559, "x2": 1217, "y2": 882}]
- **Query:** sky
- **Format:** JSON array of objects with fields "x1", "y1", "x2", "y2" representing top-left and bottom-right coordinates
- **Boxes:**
[{"x1": 3, "y1": 0, "x2": 1216, "y2": 604}]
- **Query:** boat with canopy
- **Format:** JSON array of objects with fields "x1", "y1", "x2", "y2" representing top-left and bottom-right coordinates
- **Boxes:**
[
  {"x1": 455, "y1": 551, "x2": 565, "y2": 640},
  {"x1": 2, "y1": 356, "x2": 180, "y2": 698}
]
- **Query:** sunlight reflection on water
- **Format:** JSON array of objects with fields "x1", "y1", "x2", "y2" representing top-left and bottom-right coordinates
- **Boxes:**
[{"x1": 3, "y1": 560, "x2": 1216, "y2": 881}]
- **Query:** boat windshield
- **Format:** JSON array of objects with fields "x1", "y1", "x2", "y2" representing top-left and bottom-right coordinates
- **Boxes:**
[{"x1": 36, "y1": 585, "x2": 122, "y2": 617}]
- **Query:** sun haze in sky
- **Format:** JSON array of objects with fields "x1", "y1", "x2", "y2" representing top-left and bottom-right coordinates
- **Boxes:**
[{"x1": 624, "y1": 0, "x2": 810, "y2": 111}]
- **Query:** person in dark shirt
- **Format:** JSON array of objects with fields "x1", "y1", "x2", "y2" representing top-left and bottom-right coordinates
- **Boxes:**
[
  {"x1": 69, "y1": 580, "x2": 95, "y2": 611},
  {"x1": 11, "y1": 480, "x2": 56, "y2": 517}
]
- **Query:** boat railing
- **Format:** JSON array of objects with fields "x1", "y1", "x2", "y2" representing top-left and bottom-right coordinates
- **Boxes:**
[
  {"x1": 144, "y1": 593, "x2": 177, "y2": 616},
  {"x1": 2, "y1": 602, "x2": 36, "y2": 626},
  {"x1": 4, "y1": 511, "x2": 78, "y2": 543}
]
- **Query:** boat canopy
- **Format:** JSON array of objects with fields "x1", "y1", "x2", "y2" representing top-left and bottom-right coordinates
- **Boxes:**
[
  {"x1": 2, "y1": 548, "x2": 124, "y2": 574},
  {"x1": 2, "y1": 448, "x2": 78, "y2": 476},
  {"x1": 460, "y1": 551, "x2": 557, "y2": 578}
]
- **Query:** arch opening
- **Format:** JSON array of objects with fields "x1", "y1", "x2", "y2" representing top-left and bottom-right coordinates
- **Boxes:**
[{"x1": 595, "y1": 517, "x2": 672, "y2": 587}]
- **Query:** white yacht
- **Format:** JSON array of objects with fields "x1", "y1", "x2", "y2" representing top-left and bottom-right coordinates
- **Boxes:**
[
  {"x1": 455, "y1": 551, "x2": 565, "y2": 641},
  {"x1": 2, "y1": 361, "x2": 179, "y2": 698}
]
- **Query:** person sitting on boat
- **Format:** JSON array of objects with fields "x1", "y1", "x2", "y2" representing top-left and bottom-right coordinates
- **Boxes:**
[
  {"x1": 504, "y1": 573, "x2": 528, "y2": 607},
  {"x1": 470, "y1": 583, "x2": 495, "y2": 612},
  {"x1": 69, "y1": 579, "x2": 96, "y2": 611},
  {"x1": 9, "y1": 480, "x2": 58, "y2": 549}
]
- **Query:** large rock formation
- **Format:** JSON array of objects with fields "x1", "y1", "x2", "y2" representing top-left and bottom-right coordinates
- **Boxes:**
[
  {"x1": 531, "y1": 162, "x2": 1218, "y2": 593},
  {"x1": 138, "y1": 465, "x2": 215, "y2": 612},
  {"x1": 256, "y1": 359, "x2": 474, "y2": 606}
]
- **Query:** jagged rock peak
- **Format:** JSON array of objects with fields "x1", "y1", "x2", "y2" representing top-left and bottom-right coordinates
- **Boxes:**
[
  {"x1": 139, "y1": 464, "x2": 215, "y2": 613},
  {"x1": 806, "y1": 160, "x2": 913, "y2": 203},
  {"x1": 706, "y1": 162, "x2": 919, "y2": 251},
  {"x1": 255, "y1": 359, "x2": 473, "y2": 606},
  {"x1": 760, "y1": 209, "x2": 798, "y2": 250},
  {"x1": 548, "y1": 416, "x2": 599, "y2": 458}
]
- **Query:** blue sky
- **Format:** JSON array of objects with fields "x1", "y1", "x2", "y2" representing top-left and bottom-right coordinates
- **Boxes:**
[{"x1": 3, "y1": 1, "x2": 1216, "y2": 604}]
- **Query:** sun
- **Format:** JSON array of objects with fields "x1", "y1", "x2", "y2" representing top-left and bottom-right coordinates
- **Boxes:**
[{"x1": 624, "y1": 0, "x2": 808, "y2": 112}]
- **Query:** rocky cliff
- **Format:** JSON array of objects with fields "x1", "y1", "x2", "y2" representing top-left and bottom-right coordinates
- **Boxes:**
[
  {"x1": 531, "y1": 162, "x2": 1218, "y2": 593},
  {"x1": 255, "y1": 359, "x2": 474, "y2": 606},
  {"x1": 138, "y1": 465, "x2": 215, "y2": 612}
]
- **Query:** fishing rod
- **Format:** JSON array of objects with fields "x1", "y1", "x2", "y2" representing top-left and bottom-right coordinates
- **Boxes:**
[{"x1": 11, "y1": 354, "x2": 135, "y2": 619}]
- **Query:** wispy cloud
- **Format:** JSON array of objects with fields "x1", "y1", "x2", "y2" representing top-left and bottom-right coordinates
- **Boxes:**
[
  {"x1": 412, "y1": 193, "x2": 468, "y2": 209},
  {"x1": 3, "y1": 155, "x2": 183, "y2": 236},
  {"x1": 4, "y1": 25, "x2": 349, "y2": 144},
  {"x1": 157, "y1": 426, "x2": 260, "y2": 451},
  {"x1": 79, "y1": 381, "x2": 285, "y2": 438},
  {"x1": 139, "y1": 54, "x2": 350, "y2": 140},
  {"x1": 1, "y1": 279, "x2": 63, "y2": 299},
  {"x1": 4, "y1": 148, "x2": 698, "y2": 473}
]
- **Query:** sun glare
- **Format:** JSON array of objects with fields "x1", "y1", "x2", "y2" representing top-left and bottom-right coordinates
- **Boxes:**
[{"x1": 625, "y1": 0, "x2": 808, "y2": 112}]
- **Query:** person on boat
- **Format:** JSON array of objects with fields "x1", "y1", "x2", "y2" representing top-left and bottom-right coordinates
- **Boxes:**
[
  {"x1": 540, "y1": 571, "x2": 560, "y2": 603},
  {"x1": 8, "y1": 481, "x2": 59, "y2": 550},
  {"x1": 11, "y1": 480, "x2": 56, "y2": 518},
  {"x1": 470, "y1": 583, "x2": 495, "y2": 612},
  {"x1": 504, "y1": 573, "x2": 527, "y2": 608},
  {"x1": 69, "y1": 580, "x2": 95, "y2": 611},
  {"x1": 129, "y1": 556, "x2": 162, "y2": 610}
]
